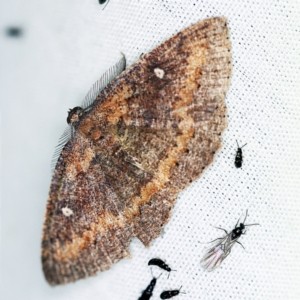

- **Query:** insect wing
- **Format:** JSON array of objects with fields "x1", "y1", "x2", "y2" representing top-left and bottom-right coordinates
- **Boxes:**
[
  {"x1": 200, "y1": 235, "x2": 230, "y2": 271},
  {"x1": 42, "y1": 17, "x2": 231, "y2": 285}
]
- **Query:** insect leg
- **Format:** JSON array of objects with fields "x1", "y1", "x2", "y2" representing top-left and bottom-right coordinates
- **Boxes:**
[
  {"x1": 236, "y1": 241, "x2": 246, "y2": 250},
  {"x1": 213, "y1": 226, "x2": 228, "y2": 235},
  {"x1": 208, "y1": 237, "x2": 225, "y2": 243}
]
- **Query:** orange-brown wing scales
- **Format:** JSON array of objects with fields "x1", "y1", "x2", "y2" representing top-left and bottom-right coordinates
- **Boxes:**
[{"x1": 42, "y1": 17, "x2": 231, "y2": 285}]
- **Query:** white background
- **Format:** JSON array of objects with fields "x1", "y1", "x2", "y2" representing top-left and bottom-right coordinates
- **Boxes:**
[{"x1": 1, "y1": 0, "x2": 299, "y2": 299}]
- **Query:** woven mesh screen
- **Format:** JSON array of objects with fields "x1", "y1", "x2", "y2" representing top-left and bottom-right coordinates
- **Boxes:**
[{"x1": 1, "y1": 0, "x2": 299, "y2": 299}]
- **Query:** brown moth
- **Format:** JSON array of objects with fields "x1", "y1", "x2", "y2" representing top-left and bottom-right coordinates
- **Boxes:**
[{"x1": 42, "y1": 17, "x2": 231, "y2": 285}]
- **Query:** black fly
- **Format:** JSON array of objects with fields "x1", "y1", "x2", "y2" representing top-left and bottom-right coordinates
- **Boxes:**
[
  {"x1": 234, "y1": 140, "x2": 247, "y2": 168},
  {"x1": 160, "y1": 286, "x2": 185, "y2": 299},
  {"x1": 148, "y1": 258, "x2": 176, "y2": 278},
  {"x1": 200, "y1": 210, "x2": 259, "y2": 271},
  {"x1": 138, "y1": 272, "x2": 162, "y2": 300}
]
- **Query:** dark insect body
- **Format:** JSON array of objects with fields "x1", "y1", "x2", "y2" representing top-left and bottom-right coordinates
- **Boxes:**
[
  {"x1": 138, "y1": 273, "x2": 161, "y2": 300},
  {"x1": 234, "y1": 140, "x2": 247, "y2": 168},
  {"x1": 6, "y1": 27, "x2": 22, "y2": 37},
  {"x1": 99, "y1": 0, "x2": 109, "y2": 10},
  {"x1": 148, "y1": 258, "x2": 176, "y2": 278},
  {"x1": 200, "y1": 210, "x2": 259, "y2": 271},
  {"x1": 160, "y1": 286, "x2": 185, "y2": 299}
]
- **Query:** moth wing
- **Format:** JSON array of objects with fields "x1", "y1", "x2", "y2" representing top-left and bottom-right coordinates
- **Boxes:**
[
  {"x1": 42, "y1": 17, "x2": 231, "y2": 285},
  {"x1": 50, "y1": 56, "x2": 126, "y2": 173},
  {"x1": 91, "y1": 16, "x2": 231, "y2": 245}
]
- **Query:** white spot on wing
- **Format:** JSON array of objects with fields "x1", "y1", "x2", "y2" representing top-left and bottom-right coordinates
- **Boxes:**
[
  {"x1": 62, "y1": 207, "x2": 73, "y2": 217},
  {"x1": 154, "y1": 68, "x2": 164, "y2": 79}
]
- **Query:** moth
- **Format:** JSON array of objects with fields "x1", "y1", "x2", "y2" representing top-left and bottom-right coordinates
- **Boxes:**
[
  {"x1": 42, "y1": 17, "x2": 232, "y2": 285},
  {"x1": 200, "y1": 210, "x2": 259, "y2": 271}
]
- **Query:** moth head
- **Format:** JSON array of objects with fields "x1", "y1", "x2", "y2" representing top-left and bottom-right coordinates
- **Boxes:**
[{"x1": 67, "y1": 107, "x2": 84, "y2": 125}]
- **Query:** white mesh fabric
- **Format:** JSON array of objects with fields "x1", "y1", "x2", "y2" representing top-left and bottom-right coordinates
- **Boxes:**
[{"x1": 0, "y1": 0, "x2": 299, "y2": 299}]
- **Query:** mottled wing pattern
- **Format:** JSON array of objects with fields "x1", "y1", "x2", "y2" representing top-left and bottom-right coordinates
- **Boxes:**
[{"x1": 42, "y1": 17, "x2": 231, "y2": 285}]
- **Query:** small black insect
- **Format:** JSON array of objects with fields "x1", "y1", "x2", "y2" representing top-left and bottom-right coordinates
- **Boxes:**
[
  {"x1": 234, "y1": 140, "x2": 247, "y2": 168},
  {"x1": 148, "y1": 258, "x2": 176, "y2": 278},
  {"x1": 160, "y1": 286, "x2": 185, "y2": 299},
  {"x1": 99, "y1": 0, "x2": 109, "y2": 10},
  {"x1": 138, "y1": 273, "x2": 162, "y2": 300},
  {"x1": 5, "y1": 27, "x2": 22, "y2": 38},
  {"x1": 200, "y1": 210, "x2": 260, "y2": 271}
]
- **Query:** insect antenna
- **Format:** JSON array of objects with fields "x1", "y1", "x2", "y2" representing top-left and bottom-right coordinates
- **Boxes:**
[
  {"x1": 242, "y1": 209, "x2": 260, "y2": 227},
  {"x1": 178, "y1": 286, "x2": 186, "y2": 295},
  {"x1": 167, "y1": 269, "x2": 177, "y2": 279},
  {"x1": 150, "y1": 267, "x2": 162, "y2": 279},
  {"x1": 99, "y1": 0, "x2": 109, "y2": 10},
  {"x1": 214, "y1": 226, "x2": 229, "y2": 235},
  {"x1": 236, "y1": 140, "x2": 247, "y2": 148}
]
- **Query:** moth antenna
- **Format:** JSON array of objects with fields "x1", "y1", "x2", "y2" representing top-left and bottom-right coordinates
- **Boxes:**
[
  {"x1": 241, "y1": 143, "x2": 247, "y2": 148},
  {"x1": 51, "y1": 126, "x2": 72, "y2": 173},
  {"x1": 236, "y1": 140, "x2": 239, "y2": 147},
  {"x1": 120, "y1": 52, "x2": 126, "y2": 69},
  {"x1": 81, "y1": 54, "x2": 126, "y2": 110}
]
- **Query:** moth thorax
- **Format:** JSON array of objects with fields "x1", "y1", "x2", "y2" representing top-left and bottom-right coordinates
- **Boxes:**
[{"x1": 67, "y1": 107, "x2": 84, "y2": 125}]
